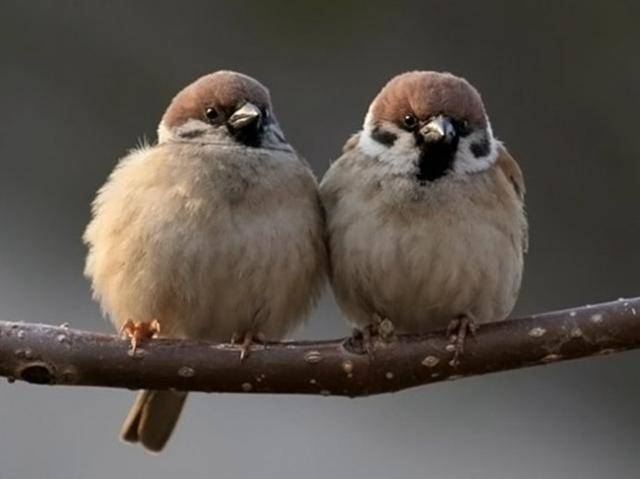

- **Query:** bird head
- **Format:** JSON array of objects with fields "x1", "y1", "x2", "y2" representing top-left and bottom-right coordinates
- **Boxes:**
[
  {"x1": 158, "y1": 70, "x2": 287, "y2": 149},
  {"x1": 359, "y1": 71, "x2": 498, "y2": 183}
]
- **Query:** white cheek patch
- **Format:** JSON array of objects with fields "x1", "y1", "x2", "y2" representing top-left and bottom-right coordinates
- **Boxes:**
[
  {"x1": 358, "y1": 111, "x2": 419, "y2": 176},
  {"x1": 358, "y1": 126, "x2": 388, "y2": 158},
  {"x1": 158, "y1": 118, "x2": 212, "y2": 143},
  {"x1": 452, "y1": 122, "x2": 499, "y2": 175},
  {"x1": 158, "y1": 118, "x2": 239, "y2": 145}
]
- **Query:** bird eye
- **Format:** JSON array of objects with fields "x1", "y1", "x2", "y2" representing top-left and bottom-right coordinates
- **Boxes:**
[
  {"x1": 457, "y1": 119, "x2": 471, "y2": 136},
  {"x1": 403, "y1": 114, "x2": 417, "y2": 129},
  {"x1": 204, "y1": 107, "x2": 219, "y2": 122}
]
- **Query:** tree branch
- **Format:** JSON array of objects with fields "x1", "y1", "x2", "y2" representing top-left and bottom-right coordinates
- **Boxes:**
[{"x1": 1, "y1": 297, "x2": 639, "y2": 397}]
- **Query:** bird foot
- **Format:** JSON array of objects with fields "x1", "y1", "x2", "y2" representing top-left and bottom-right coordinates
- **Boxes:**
[
  {"x1": 231, "y1": 331, "x2": 266, "y2": 360},
  {"x1": 119, "y1": 319, "x2": 160, "y2": 356},
  {"x1": 446, "y1": 314, "x2": 478, "y2": 367},
  {"x1": 353, "y1": 315, "x2": 396, "y2": 357}
]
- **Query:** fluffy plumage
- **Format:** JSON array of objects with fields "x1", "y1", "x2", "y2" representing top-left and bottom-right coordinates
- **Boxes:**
[
  {"x1": 84, "y1": 71, "x2": 326, "y2": 452},
  {"x1": 320, "y1": 71, "x2": 527, "y2": 336}
]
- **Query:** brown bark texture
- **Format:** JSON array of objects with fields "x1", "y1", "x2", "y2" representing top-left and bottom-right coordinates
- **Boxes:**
[{"x1": 0, "y1": 297, "x2": 638, "y2": 397}]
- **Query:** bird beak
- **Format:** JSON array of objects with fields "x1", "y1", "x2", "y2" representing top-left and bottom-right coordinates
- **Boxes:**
[
  {"x1": 228, "y1": 102, "x2": 261, "y2": 129},
  {"x1": 421, "y1": 115, "x2": 456, "y2": 144}
]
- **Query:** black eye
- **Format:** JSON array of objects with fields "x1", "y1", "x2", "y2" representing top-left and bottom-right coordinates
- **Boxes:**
[
  {"x1": 403, "y1": 114, "x2": 417, "y2": 129},
  {"x1": 204, "y1": 107, "x2": 219, "y2": 122},
  {"x1": 457, "y1": 119, "x2": 471, "y2": 136}
]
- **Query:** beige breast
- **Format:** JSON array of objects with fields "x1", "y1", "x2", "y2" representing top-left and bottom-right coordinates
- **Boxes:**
[
  {"x1": 84, "y1": 142, "x2": 327, "y2": 341},
  {"x1": 321, "y1": 146, "x2": 526, "y2": 333}
]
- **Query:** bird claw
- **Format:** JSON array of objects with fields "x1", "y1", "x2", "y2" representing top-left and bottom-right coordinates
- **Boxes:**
[
  {"x1": 231, "y1": 331, "x2": 266, "y2": 360},
  {"x1": 360, "y1": 326, "x2": 375, "y2": 358},
  {"x1": 354, "y1": 315, "x2": 396, "y2": 357},
  {"x1": 446, "y1": 314, "x2": 478, "y2": 367},
  {"x1": 120, "y1": 319, "x2": 160, "y2": 355}
]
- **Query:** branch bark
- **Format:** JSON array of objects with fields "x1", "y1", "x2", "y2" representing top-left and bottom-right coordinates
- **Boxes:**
[{"x1": 1, "y1": 297, "x2": 639, "y2": 397}]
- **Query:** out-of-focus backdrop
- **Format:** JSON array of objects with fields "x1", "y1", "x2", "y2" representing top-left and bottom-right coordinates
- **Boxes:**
[{"x1": 2, "y1": 1, "x2": 640, "y2": 478}]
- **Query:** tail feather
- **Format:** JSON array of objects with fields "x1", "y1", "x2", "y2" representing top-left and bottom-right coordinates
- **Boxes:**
[{"x1": 120, "y1": 390, "x2": 188, "y2": 453}]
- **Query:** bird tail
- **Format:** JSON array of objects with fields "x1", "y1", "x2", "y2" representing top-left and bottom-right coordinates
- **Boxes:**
[{"x1": 120, "y1": 389, "x2": 188, "y2": 453}]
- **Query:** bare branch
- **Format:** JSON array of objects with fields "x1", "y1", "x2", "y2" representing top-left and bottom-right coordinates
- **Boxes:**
[{"x1": 1, "y1": 297, "x2": 638, "y2": 397}]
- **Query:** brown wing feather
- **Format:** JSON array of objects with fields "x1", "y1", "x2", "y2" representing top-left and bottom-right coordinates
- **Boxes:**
[
  {"x1": 341, "y1": 133, "x2": 361, "y2": 154},
  {"x1": 495, "y1": 145, "x2": 528, "y2": 253},
  {"x1": 495, "y1": 145, "x2": 525, "y2": 201}
]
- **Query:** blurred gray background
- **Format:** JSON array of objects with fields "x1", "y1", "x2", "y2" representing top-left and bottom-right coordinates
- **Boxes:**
[{"x1": 2, "y1": 1, "x2": 640, "y2": 478}]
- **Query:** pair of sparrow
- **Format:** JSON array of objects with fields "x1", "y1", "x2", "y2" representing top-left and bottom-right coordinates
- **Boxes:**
[{"x1": 84, "y1": 70, "x2": 527, "y2": 452}]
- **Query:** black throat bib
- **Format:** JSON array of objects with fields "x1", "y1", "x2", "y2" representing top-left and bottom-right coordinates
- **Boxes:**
[
  {"x1": 416, "y1": 139, "x2": 458, "y2": 183},
  {"x1": 229, "y1": 122, "x2": 263, "y2": 148}
]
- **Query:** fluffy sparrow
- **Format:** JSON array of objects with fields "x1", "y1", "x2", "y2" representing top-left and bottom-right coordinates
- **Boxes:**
[
  {"x1": 320, "y1": 71, "x2": 527, "y2": 362},
  {"x1": 84, "y1": 71, "x2": 327, "y2": 452}
]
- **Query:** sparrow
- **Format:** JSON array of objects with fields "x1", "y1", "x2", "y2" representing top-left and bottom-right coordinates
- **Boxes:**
[
  {"x1": 83, "y1": 71, "x2": 327, "y2": 452},
  {"x1": 320, "y1": 71, "x2": 527, "y2": 363}
]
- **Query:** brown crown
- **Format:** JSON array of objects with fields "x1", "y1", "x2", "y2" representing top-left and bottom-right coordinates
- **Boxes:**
[
  {"x1": 370, "y1": 71, "x2": 488, "y2": 128},
  {"x1": 161, "y1": 71, "x2": 272, "y2": 128}
]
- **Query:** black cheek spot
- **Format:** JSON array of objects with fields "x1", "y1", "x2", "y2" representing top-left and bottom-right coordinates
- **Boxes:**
[
  {"x1": 179, "y1": 129, "x2": 207, "y2": 139},
  {"x1": 371, "y1": 126, "x2": 397, "y2": 146},
  {"x1": 470, "y1": 135, "x2": 490, "y2": 158}
]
